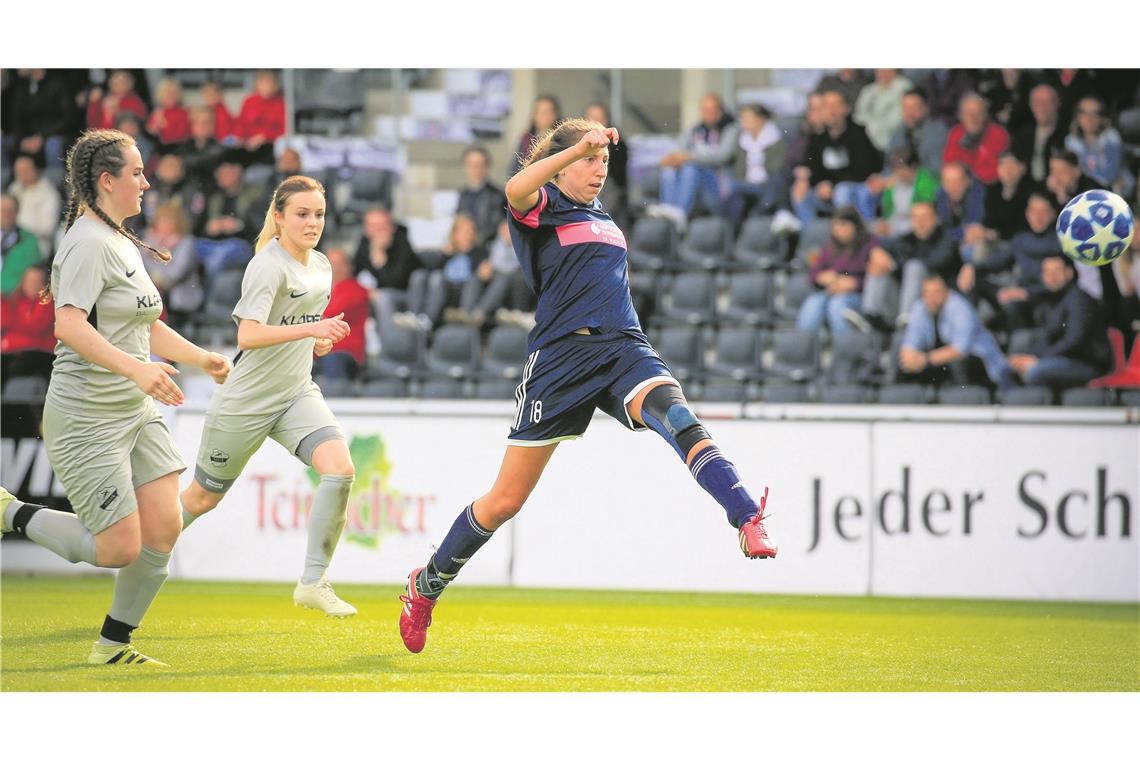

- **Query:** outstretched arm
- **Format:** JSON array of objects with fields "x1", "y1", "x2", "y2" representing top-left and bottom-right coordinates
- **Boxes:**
[{"x1": 505, "y1": 127, "x2": 619, "y2": 214}]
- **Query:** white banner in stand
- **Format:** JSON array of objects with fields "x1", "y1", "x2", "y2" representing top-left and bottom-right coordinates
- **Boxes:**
[{"x1": 7, "y1": 406, "x2": 1135, "y2": 603}]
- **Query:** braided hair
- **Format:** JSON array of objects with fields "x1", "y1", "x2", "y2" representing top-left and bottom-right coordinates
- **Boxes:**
[{"x1": 63, "y1": 129, "x2": 170, "y2": 262}]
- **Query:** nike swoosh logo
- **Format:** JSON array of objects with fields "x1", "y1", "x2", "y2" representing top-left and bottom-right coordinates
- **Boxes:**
[
  {"x1": 126, "y1": 269, "x2": 137, "y2": 277},
  {"x1": 289, "y1": 290, "x2": 309, "y2": 298}
]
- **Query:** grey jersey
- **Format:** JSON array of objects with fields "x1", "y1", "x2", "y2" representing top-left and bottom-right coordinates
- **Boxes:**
[
  {"x1": 47, "y1": 215, "x2": 164, "y2": 415},
  {"x1": 213, "y1": 240, "x2": 331, "y2": 417}
]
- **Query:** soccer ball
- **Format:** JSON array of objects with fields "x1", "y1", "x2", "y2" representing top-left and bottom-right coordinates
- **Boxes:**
[{"x1": 1056, "y1": 189, "x2": 1134, "y2": 266}]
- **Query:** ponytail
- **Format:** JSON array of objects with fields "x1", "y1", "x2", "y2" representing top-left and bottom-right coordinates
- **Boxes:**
[
  {"x1": 256, "y1": 174, "x2": 325, "y2": 252},
  {"x1": 520, "y1": 117, "x2": 606, "y2": 171}
]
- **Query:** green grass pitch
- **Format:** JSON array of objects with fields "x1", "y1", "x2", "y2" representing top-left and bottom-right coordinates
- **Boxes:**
[{"x1": 1, "y1": 575, "x2": 1136, "y2": 691}]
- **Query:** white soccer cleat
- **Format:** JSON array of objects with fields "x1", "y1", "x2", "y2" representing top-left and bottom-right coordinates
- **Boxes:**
[
  {"x1": 0, "y1": 487, "x2": 15, "y2": 533},
  {"x1": 293, "y1": 576, "x2": 357, "y2": 618}
]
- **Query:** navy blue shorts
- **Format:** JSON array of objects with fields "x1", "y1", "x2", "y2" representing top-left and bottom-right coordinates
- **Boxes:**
[{"x1": 508, "y1": 330, "x2": 680, "y2": 446}]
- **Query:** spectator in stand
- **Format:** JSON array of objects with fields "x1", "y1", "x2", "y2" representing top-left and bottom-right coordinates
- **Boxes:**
[
  {"x1": 456, "y1": 145, "x2": 504, "y2": 247},
  {"x1": 934, "y1": 162, "x2": 984, "y2": 259},
  {"x1": 1011, "y1": 83, "x2": 1065, "y2": 184},
  {"x1": 853, "y1": 69, "x2": 913, "y2": 153},
  {"x1": 815, "y1": 69, "x2": 870, "y2": 112},
  {"x1": 353, "y1": 207, "x2": 421, "y2": 332},
  {"x1": 1065, "y1": 94, "x2": 1135, "y2": 198},
  {"x1": 943, "y1": 92, "x2": 1009, "y2": 185},
  {"x1": 140, "y1": 153, "x2": 204, "y2": 230},
  {"x1": 0, "y1": 265, "x2": 56, "y2": 385},
  {"x1": 773, "y1": 92, "x2": 827, "y2": 225},
  {"x1": 7, "y1": 155, "x2": 60, "y2": 258},
  {"x1": 142, "y1": 203, "x2": 202, "y2": 332},
  {"x1": 867, "y1": 202, "x2": 962, "y2": 331},
  {"x1": 113, "y1": 111, "x2": 155, "y2": 170},
  {"x1": 86, "y1": 70, "x2": 147, "y2": 131},
  {"x1": 179, "y1": 106, "x2": 226, "y2": 187},
  {"x1": 978, "y1": 69, "x2": 1034, "y2": 134},
  {"x1": 897, "y1": 273, "x2": 1012, "y2": 390},
  {"x1": 1042, "y1": 69, "x2": 1098, "y2": 132},
  {"x1": 145, "y1": 78, "x2": 191, "y2": 151},
  {"x1": 405, "y1": 214, "x2": 487, "y2": 330},
  {"x1": 981, "y1": 152, "x2": 1036, "y2": 243},
  {"x1": 585, "y1": 102, "x2": 628, "y2": 223},
  {"x1": 2, "y1": 194, "x2": 42, "y2": 297},
  {"x1": 875, "y1": 145, "x2": 940, "y2": 240},
  {"x1": 272, "y1": 147, "x2": 304, "y2": 187},
  {"x1": 973, "y1": 193, "x2": 1064, "y2": 331},
  {"x1": 653, "y1": 92, "x2": 739, "y2": 228},
  {"x1": 314, "y1": 246, "x2": 370, "y2": 381},
  {"x1": 796, "y1": 206, "x2": 879, "y2": 336},
  {"x1": 235, "y1": 70, "x2": 285, "y2": 166},
  {"x1": 196, "y1": 153, "x2": 263, "y2": 272},
  {"x1": 1114, "y1": 242, "x2": 1140, "y2": 347},
  {"x1": 456, "y1": 219, "x2": 535, "y2": 328},
  {"x1": 200, "y1": 80, "x2": 234, "y2": 142},
  {"x1": 1009, "y1": 254, "x2": 1111, "y2": 391},
  {"x1": 509, "y1": 94, "x2": 561, "y2": 178},
  {"x1": 792, "y1": 89, "x2": 881, "y2": 227},
  {"x1": 1045, "y1": 148, "x2": 1102, "y2": 210},
  {"x1": 885, "y1": 88, "x2": 949, "y2": 175},
  {"x1": 7, "y1": 69, "x2": 73, "y2": 169},
  {"x1": 913, "y1": 69, "x2": 979, "y2": 126},
  {"x1": 728, "y1": 103, "x2": 784, "y2": 227}
]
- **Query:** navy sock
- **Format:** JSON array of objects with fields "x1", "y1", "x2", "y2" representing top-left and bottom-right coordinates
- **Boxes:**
[
  {"x1": 689, "y1": 445, "x2": 759, "y2": 529},
  {"x1": 417, "y1": 504, "x2": 494, "y2": 598}
]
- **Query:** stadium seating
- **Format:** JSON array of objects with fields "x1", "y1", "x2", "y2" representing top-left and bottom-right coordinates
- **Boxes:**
[
  {"x1": 767, "y1": 328, "x2": 820, "y2": 384},
  {"x1": 720, "y1": 272, "x2": 775, "y2": 327},
  {"x1": 707, "y1": 328, "x2": 764, "y2": 382},
  {"x1": 677, "y1": 217, "x2": 732, "y2": 271},
  {"x1": 627, "y1": 216, "x2": 678, "y2": 272},
  {"x1": 938, "y1": 385, "x2": 993, "y2": 405},
  {"x1": 480, "y1": 325, "x2": 530, "y2": 381},
  {"x1": 657, "y1": 272, "x2": 716, "y2": 326},
  {"x1": 373, "y1": 324, "x2": 425, "y2": 380},
  {"x1": 733, "y1": 216, "x2": 786, "y2": 270},
  {"x1": 654, "y1": 326, "x2": 703, "y2": 383},
  {"x1": 425, "y1": 325, "x2": 481, "y2": 380}
]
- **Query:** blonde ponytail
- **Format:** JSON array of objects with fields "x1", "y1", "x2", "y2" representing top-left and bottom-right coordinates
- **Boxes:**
[
  {"x1": 255, "y1": 174, "x2": 325, "y2": 253},
  {"x1": 255, "y1": 203, "x2": 280, "y2": 252}
]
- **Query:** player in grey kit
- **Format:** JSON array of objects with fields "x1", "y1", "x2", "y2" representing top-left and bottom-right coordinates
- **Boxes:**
[
  {"x1": 178, "y1": 175, "x2": 359, "y2": 616},
  {"x1": 0, "y1": 129, "x2": 232, "y2": 666}
]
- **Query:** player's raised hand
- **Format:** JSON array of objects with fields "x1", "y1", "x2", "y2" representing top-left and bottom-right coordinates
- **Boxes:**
[
  {"x1": 311, "y1": 313, "x2": 351, "y2": 343},
  {"x1": 577, "y1": 128, "x2": 619, "y2": 158},
  {"x1": 132, "y1": 361, "x2": 185, "y2": 406}
]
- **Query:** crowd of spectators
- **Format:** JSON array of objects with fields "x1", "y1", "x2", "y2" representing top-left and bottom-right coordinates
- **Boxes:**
[{"x1": 2, "y1": 68, "x2": 1139, "y2": 405}]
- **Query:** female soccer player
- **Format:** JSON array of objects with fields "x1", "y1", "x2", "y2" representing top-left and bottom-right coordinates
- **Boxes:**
[
  {"x1": 178, "y1": 175, "x2": 359, "y2": 617},
  {"x1": 0, "y1": 128, "x2": 232, "y2": 666},
  {"x1": 398, "y1": 119, "x2": 778, "y2": 653}
]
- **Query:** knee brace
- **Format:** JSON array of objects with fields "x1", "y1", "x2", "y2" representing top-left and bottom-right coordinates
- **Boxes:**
[{"x1": 640, "y1": 383, "x2": 710, "y2": 461}]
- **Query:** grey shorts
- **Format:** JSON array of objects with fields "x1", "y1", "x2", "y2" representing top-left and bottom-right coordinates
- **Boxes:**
[
  {"x1": 42, "y1": 400, "x2": 186, "y2": 535},
  {"x1": 194, "y1": 384, "x2": 344, "y2": 493}
]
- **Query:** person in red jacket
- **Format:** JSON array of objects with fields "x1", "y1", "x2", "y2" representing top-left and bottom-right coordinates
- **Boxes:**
[
  {"x1": 146, "y1": 79, "x2": 191, "y2": 149},
  {"x1": 200, "y1": 81, "x2": 234, "y2": 142},
  {"x1": 235, "y1": 70, "x2": 285, "y2": 165},
  {"x1": 942, "y1": 92, "x2": 1009, "y2": 185},
  {"x1": 314, "y1": 246, "x2": 370, "y2": 381},
  {"x1": 0, "y1": 265, "x2": 55, "y2": 384},
  {"x1": 86, "y1": 70, "x2": 147, "y2": 131}
]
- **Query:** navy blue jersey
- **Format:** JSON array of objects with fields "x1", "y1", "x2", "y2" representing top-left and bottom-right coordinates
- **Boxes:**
[{"x1": 508, "y1": 182, "x2": 642, "y2": 352}]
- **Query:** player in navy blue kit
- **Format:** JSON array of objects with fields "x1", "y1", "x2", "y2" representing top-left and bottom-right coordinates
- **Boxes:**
[{"x1": 399, "y1": 118, "x2": 777, "y2": 653}]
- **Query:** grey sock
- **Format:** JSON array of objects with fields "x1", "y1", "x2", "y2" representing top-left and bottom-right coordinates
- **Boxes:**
[
  {"x1": 301, "y1": 474, "x2": 353, "y2": 584},
  {"x1": 108, "y1": 545, "x2": 171, "y2": 628},
  {"x1": 24, "y1": 508, "x2": 98, "y2": 565}
]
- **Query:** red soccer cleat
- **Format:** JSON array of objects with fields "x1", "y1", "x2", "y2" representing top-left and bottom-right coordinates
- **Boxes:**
[
  {"x1": 739, "y1": 486, "x2": 777, "y2": 559},
  {"x1": 399, "y1": 567, "x2": 438, "y2": 654}
]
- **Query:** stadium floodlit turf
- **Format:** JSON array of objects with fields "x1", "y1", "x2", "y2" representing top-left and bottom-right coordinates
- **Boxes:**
[{"x1": 1, "y1": 575, "x2": 1136, "y2": 691}]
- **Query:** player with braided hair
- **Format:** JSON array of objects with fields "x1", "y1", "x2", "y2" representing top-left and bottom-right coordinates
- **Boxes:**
[
  {"x1": 1, "y1": 129, "x2": 232, "y2": 667},
  {"x1": 397, "y1": 118, "x2": 778, "y2": 654}
]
